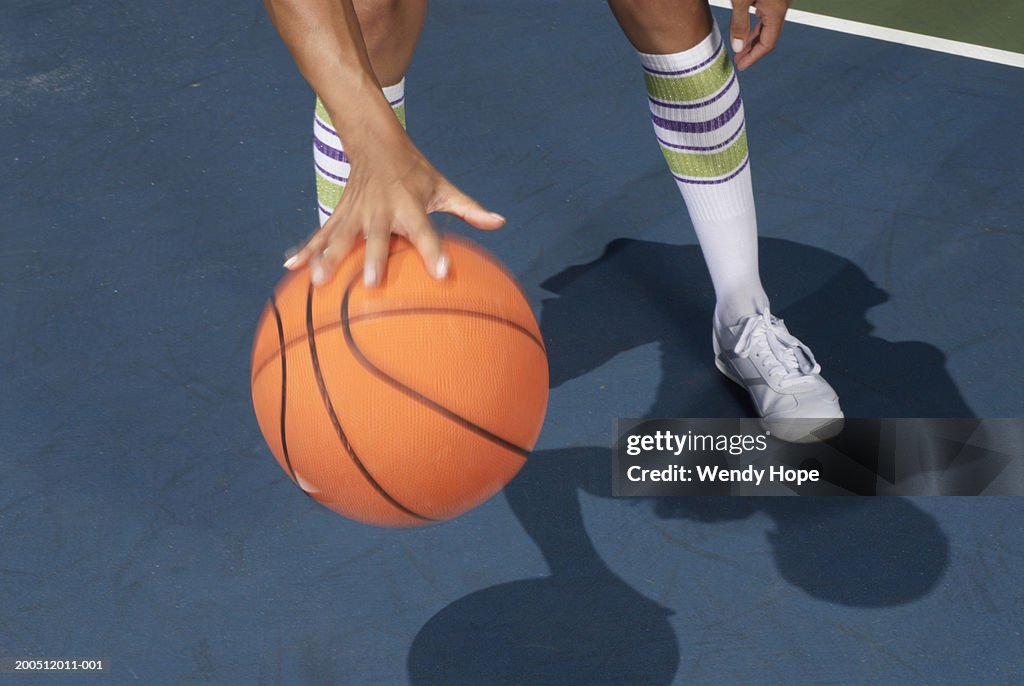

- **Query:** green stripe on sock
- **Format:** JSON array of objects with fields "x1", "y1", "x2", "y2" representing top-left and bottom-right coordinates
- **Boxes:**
[
  {"x1": 314, "y1": 97, "x2": 407, "y2": 130},
  {"x1": 660, "y1": 129, "x2": 748, "y2": 178},
  {"x1": 315, "y1": 97, "x2": 330, "y2": 122},
  {"x1": 644, "y1": 50, "x2": 732, "y2": 103},
  {"x1": 315, "y1": 169, "x2": 345, "y2": 211}
]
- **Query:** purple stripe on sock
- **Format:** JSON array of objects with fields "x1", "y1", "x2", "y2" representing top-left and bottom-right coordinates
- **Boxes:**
[
  {"x1": 642, "y1": 39, "x2": 723, "y2": 77},
  {"x1": 314, "y1": 160, "x2": 348, "y2": 184},
  {"x1": 315, "y1": 116, "x2": 338, "y2": 137},
  {"x1": 388, "y1": 95, "x2": 405, "y2": 107},
  {"x1": 672, "y1": 156, "x2": 750, "y2": 185},
  {"x1": 650, "y1": 94, "x2": 742, "y2": 134},
  {"x1": 318, "y1": 202, "x2": 333, "y2": 217},
  {"x1": 648, "y1": 71, "x2": 737, "y2": 110},
  {"x1": 313, "y1": 136, "x2": 349, "y2": 164},
  {"x1": 657, "y1": 118, "x2": 745, "y2": 152}
]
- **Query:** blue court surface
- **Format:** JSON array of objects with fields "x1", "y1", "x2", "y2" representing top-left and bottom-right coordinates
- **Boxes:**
[{"x1": 2, "y1": 1, "x2": 1023, "y2": 683}]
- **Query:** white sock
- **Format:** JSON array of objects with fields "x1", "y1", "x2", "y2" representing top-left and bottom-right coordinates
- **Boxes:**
[{"x1": 638, "y1": 21, "x2": 769, "y2": 327}]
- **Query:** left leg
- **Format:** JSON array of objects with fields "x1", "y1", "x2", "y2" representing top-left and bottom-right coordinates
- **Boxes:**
[
  {"x1": 608, "y1": 0, "x2": 766, "y2": 326},
  {"x1": 608, "y1": 0, "x2": 843, "y2": 439}
]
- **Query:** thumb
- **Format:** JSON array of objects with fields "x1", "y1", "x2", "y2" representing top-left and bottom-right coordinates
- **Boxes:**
[
  {"x1": 434, "y1": 183, "x2": 506, "y2": 230},
  {"x1": 730, "y1": 0, "x2": 753, "y2": 53}
]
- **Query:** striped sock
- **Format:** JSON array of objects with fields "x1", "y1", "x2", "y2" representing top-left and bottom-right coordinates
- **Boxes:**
[
  {"x1": 639, "y1": 22, "x2": 768, "y2": 326},
  {"x1": 312, "y1": 79, "x2": 407, "y2": 227}
]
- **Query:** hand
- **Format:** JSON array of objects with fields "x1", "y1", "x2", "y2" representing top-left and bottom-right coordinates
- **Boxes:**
[
  {"x1": 729, "y1": 0, "x2": 792, "y2": 71},
  {"x1": 284, "y1": 137, "x2": 505, "y2": 287}
]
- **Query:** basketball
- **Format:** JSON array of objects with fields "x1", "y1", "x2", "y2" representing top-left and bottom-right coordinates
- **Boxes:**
[{"x1": 250, "y1": 236, "x2": 549, "y2": 527}]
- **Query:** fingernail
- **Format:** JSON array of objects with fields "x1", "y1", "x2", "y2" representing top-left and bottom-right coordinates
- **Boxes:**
[
  {"x1": 283, "y1": 254, "x2": 299, "y2": 269},
  {"x1": 435, "y1": 254, "x2": 449, "y2": 279},
  {"x1": 489, "y1": 212, "x2": 506, "y2": 222},
  {"x1": 732, "y1": 38, "x2": 744, "y2": 53},
  {"x1": 364, "y1": 264, "x2": 377, "y2": 287},
  {"x1": 311, "y1": 262, "x2": 325, "y2": 285}
]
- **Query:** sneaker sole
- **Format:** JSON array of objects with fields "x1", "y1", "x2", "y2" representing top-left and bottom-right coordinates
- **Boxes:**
[{"x1": 714, "y1": 353, "x2": 844, "y2": 444}]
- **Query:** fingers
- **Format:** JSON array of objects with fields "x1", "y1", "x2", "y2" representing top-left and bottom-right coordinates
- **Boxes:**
[
  {"x1": 734, "y1": 1, "x2": 789, "y2": 71},
  {"x1": 730, "y1": 0, "x2": 753, "y2": 54},
  {"x1": 283, "y1": 224, "x2": 329, "y2": 271},
  {"x1": 362, "y1": 228, "x2": 390, "y2": 287},
  {"x1": 432, "y1": 181, "x2": 505, "y2": 231},
  {"x1": 733, "y1": 21, "x2": 763, "y2": 70},
  {"x1": 398, "y1": 211, "x2": 448, "y2": 280},
  {"x1": 311, "y1": 223, "x2": 359, "y2": 286},
  {"x1": 735, "y1": 17, "x2": 778, "y2": 70},
  {"x1": 286, "y1": 211, "x2": 446, "y2": 289},
  {"x1": 284, "y1": 208, "x2": 359, "y2": 287},
  {"x1": 284, "y1": 169, "x2": 501, "y2": 288}
]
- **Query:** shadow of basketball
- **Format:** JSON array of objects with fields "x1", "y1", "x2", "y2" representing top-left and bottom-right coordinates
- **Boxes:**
[
  {"x1": 409, "y1": 236, "x2": 962, "y2": 685},
  {"x1": 408, "y1": 572, "x2": 677, "y2": 686}
]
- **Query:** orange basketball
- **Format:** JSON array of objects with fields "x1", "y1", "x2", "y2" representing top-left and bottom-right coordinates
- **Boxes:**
[{"x1": 250, "y1": 236, "x2": 549, "y2": 527}]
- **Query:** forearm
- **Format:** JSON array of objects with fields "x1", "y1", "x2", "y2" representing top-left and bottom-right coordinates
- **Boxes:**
[{"x1": 264, "y1": 0, "x2": 406, "y2": 161}]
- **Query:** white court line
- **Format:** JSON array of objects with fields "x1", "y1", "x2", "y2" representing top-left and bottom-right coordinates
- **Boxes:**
[{"x1": 708, "y1": 0, "x2": 1024, "y2": 69}]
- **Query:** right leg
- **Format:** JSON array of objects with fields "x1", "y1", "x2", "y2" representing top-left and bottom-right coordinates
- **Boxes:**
[{"x1": 314, "y1": 0, "x2": 427, "y2": 226}]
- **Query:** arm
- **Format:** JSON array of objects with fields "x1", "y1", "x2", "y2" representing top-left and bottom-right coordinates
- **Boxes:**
[
  {"x1": 265, "y1": 0, "x2": 505, "y2": 286},
  {"x1": 265, "y1": 0, "x2": 399, "y2": 163}
]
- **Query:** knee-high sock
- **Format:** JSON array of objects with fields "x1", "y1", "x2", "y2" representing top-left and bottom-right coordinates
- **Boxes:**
[
  {"x1": 638, "y1": 22, "x2": 768, "y2": 326},
  {"x1": 312, "y1": 80, "x2": 407, "y2": 227}
]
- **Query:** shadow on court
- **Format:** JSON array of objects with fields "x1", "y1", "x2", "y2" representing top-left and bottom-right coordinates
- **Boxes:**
[{"x1": 408, "y1": 237, "x2": 962, "y2": 685}]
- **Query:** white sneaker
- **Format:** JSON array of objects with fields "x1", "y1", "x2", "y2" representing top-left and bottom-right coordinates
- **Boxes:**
[{"x1": 713, "y1": 307, "x2": 844, "y2": 443}]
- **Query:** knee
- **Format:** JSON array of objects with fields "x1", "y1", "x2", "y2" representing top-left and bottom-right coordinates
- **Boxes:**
[
  {"x1": 609, "y1": 0, "x2": 707, "y2": 25},
  {"x1": 355, "y1": 0, "x2": 404, "y2": 46},
  {"x1": 354, "y1": 0, "x2": 425, "y2": 77},
  {"x1": 608, "y1": 0, "x2": 711, "y2": 53}
]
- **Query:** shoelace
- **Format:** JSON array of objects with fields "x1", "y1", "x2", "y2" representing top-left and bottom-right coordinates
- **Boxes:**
[{"x1": 733, "y1": 307, "x2": 821, "y2": 387}]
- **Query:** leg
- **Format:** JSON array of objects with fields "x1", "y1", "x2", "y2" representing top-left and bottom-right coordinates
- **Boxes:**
[
  {"x1": 609, "y1": 0, "x2": 843, "y2": 439},
  {"x1": 314, "y1": 0, "x2": 427, "y2": 226},
  {"x1": 356, "y1": 0, "x2": 426, "y2": 88},
  {"x1": 608, "y1": 0, "x2": 712, "y2": 55},
  {"x1": 609, "y1": 0, "x2": 767, "y2": 325}
]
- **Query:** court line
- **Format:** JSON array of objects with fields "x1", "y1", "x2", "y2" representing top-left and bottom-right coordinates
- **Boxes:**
[{"x1": 708, "y1": 1, "x2": 1024, "y2": 69}]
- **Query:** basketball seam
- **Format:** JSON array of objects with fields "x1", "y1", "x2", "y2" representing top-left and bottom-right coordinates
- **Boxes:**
[
  {"x1": 271, "y1": 297, "x2": 302, "y2": 490},
  {"x1": 305, "y1": 283, "x2": 436, "y2": 523},
  {"x1": 340, "y1": 276, "x2": 531, "y2": 459},
  {"x1": 251, "y1": 308, "x2": 545, "y2": 382}
]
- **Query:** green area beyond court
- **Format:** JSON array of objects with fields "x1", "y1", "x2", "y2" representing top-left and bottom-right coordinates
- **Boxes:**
[{"x1": 793, "y1": 0, "x2": 1021, "y2": 54}]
